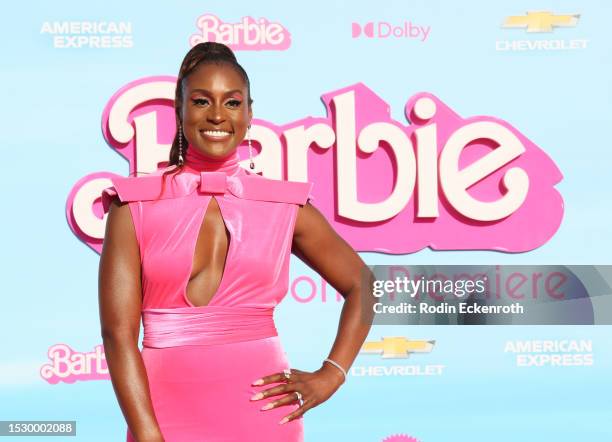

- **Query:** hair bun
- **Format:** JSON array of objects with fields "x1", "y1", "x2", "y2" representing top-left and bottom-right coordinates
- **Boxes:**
[{"x1": 196, "y1": 41, "x2": 237, "y2": 62}]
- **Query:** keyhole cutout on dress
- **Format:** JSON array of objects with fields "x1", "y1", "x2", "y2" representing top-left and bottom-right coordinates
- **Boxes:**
[{"x1": 185, "y1": 196, "x2": 231, "y2": 307}]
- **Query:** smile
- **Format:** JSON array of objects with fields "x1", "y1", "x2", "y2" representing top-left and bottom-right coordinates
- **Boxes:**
[{"x1": 200, "y1": 129, "x2": 233, "y2": 140}]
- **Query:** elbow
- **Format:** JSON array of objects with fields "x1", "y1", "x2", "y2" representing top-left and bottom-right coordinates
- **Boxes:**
[{"x1": 100, "y1": 326, "x2": 140, "y2": 346}]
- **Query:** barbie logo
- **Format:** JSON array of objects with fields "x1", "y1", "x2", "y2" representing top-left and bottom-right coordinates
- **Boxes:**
[
  {"x1": 382, "y1": 435, "x2": 421, "y2": 442},
  {"x1": 40, "y1": 344, "x2": 109, "y2": 384},
  {"x1": 69, "y1": 77, "x2": 563, "y2": 255},
  {"x1": 189, "y1": 13, "x2": 291, "y2": 50}
]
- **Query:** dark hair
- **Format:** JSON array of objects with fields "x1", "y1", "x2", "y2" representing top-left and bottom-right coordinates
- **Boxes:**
[{"x1": 158, "y1": 42, "x2": 253, "y2": 191}]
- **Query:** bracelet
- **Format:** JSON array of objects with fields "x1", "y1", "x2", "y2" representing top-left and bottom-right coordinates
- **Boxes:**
[{"x1": 323, "y1": 358, "x2": 347, "y2": 381}]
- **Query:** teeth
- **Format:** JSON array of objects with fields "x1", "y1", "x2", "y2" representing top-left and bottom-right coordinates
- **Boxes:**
[{"x1": 202, "y1": 130, "x2": 231, "y2": 136}]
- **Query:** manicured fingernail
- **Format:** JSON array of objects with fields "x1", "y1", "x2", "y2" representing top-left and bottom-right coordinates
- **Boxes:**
[
  {"x1": 279, "y1": 417, "x2": 288, "y2": 425},
  {"x1": 260, "y1": 403, "x2": 273, "y2": 411},
  {"x1": 250, "y1": 392, "x2": 263, "y2": 401},
  {"x1": 252, "y1": 379, "x2": 263, "y2": 386}
]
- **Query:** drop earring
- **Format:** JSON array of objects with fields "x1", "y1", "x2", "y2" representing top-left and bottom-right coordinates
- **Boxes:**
[
  {"x1": 247, "y1": 125, "x2": 255, "y2": 170},
  {"x1": 178, "y1": 122, "x2": 184, "y2": 166}
]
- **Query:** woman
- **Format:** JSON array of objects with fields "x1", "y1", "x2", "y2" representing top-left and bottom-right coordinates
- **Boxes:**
[{"x1": 98, "y1": 42, "x2": 374, "y2": 441}]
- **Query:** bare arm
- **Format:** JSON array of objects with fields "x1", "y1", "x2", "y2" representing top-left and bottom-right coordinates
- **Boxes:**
[
  {"x1": 235, "y1": 201, "x2": 377, "y2": 423},
  {"x1": 292, "y1": 201, "x2": 376, "y2": 381},
  {"x1": 98, "y1": 199, "x2": 164, "y2": 441}
]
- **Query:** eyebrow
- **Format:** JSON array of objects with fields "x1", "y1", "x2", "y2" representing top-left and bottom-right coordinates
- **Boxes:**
[{"x1": 189, "y1": 88, "x2": 244, "y2": 97}]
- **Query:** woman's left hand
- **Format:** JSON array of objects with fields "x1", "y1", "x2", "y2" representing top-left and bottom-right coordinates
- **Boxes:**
[{"x1": 250, "y1": 364, "x2": 346, "y2": 424}]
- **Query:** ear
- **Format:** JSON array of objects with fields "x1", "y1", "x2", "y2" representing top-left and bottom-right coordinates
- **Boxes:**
[{"x1": 248, "y1": 106, "x2": 253, "y2": 123}]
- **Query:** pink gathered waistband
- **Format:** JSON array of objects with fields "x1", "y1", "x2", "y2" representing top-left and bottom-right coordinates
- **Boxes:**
[{"x1": 142, "y1": 306, "x2": 278, "y2": 348}]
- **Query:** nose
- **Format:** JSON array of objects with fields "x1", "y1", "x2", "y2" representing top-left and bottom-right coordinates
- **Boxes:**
[{"x1": 207, "y1": 102, "x2": 225, "y2": 124}]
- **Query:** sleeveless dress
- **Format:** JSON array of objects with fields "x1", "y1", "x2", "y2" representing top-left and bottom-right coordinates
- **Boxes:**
[{"x1": 100, "y1": 148, "x2": 313, "y2": 442}]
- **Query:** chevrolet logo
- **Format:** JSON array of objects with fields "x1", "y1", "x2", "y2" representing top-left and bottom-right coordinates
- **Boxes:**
[
  {"x1": 361, "y1": 337, "x2": 435, "y2": 359},
  {"x1": 502, "y1": 11, "x2": 580, "y2": 33}
]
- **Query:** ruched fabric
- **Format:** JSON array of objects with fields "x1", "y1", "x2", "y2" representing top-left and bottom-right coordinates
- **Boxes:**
[{"x1": 142, "y1": 306, "x2": 277, "y2": 348}]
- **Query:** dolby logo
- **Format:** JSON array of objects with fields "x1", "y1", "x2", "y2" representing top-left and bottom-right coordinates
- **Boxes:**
[{"x1": 351, "y1": 21, "x2": 431, "y2": 41}]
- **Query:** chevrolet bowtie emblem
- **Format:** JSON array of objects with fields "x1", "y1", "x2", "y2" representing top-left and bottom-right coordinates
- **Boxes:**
[
  {"x1": 502, "y1": 11, "x2": 580, "y2": 33},
  {"x1": 361, "y1": 337, "x2": 435, "y2": 359}
]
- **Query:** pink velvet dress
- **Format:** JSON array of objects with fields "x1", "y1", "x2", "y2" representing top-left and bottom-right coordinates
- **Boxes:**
[{"x1": 101, "y1": 146, "x2": 313, "y2": 441}]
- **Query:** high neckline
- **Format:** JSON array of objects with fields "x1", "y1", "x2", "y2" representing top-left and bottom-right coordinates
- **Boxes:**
[{"x1": 183, "y1": 143, "x2": 242, "y2": 176}]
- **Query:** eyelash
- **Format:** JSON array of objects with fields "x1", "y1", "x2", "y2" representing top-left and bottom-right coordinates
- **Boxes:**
[{"x1": 191, "y1": 98, "x2": 241, "y2": 108}]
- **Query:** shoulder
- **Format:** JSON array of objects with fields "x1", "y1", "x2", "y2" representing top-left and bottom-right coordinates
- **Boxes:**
[
  {"x1": 101, "y1": 165, "x2": 178, "y2": 213},
  {"x1": 104, "y1": 195, "x2": 135, "y2": 230},
  {"x1": 241, "y1": 170, "x2": 314, "y2": 206}
]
